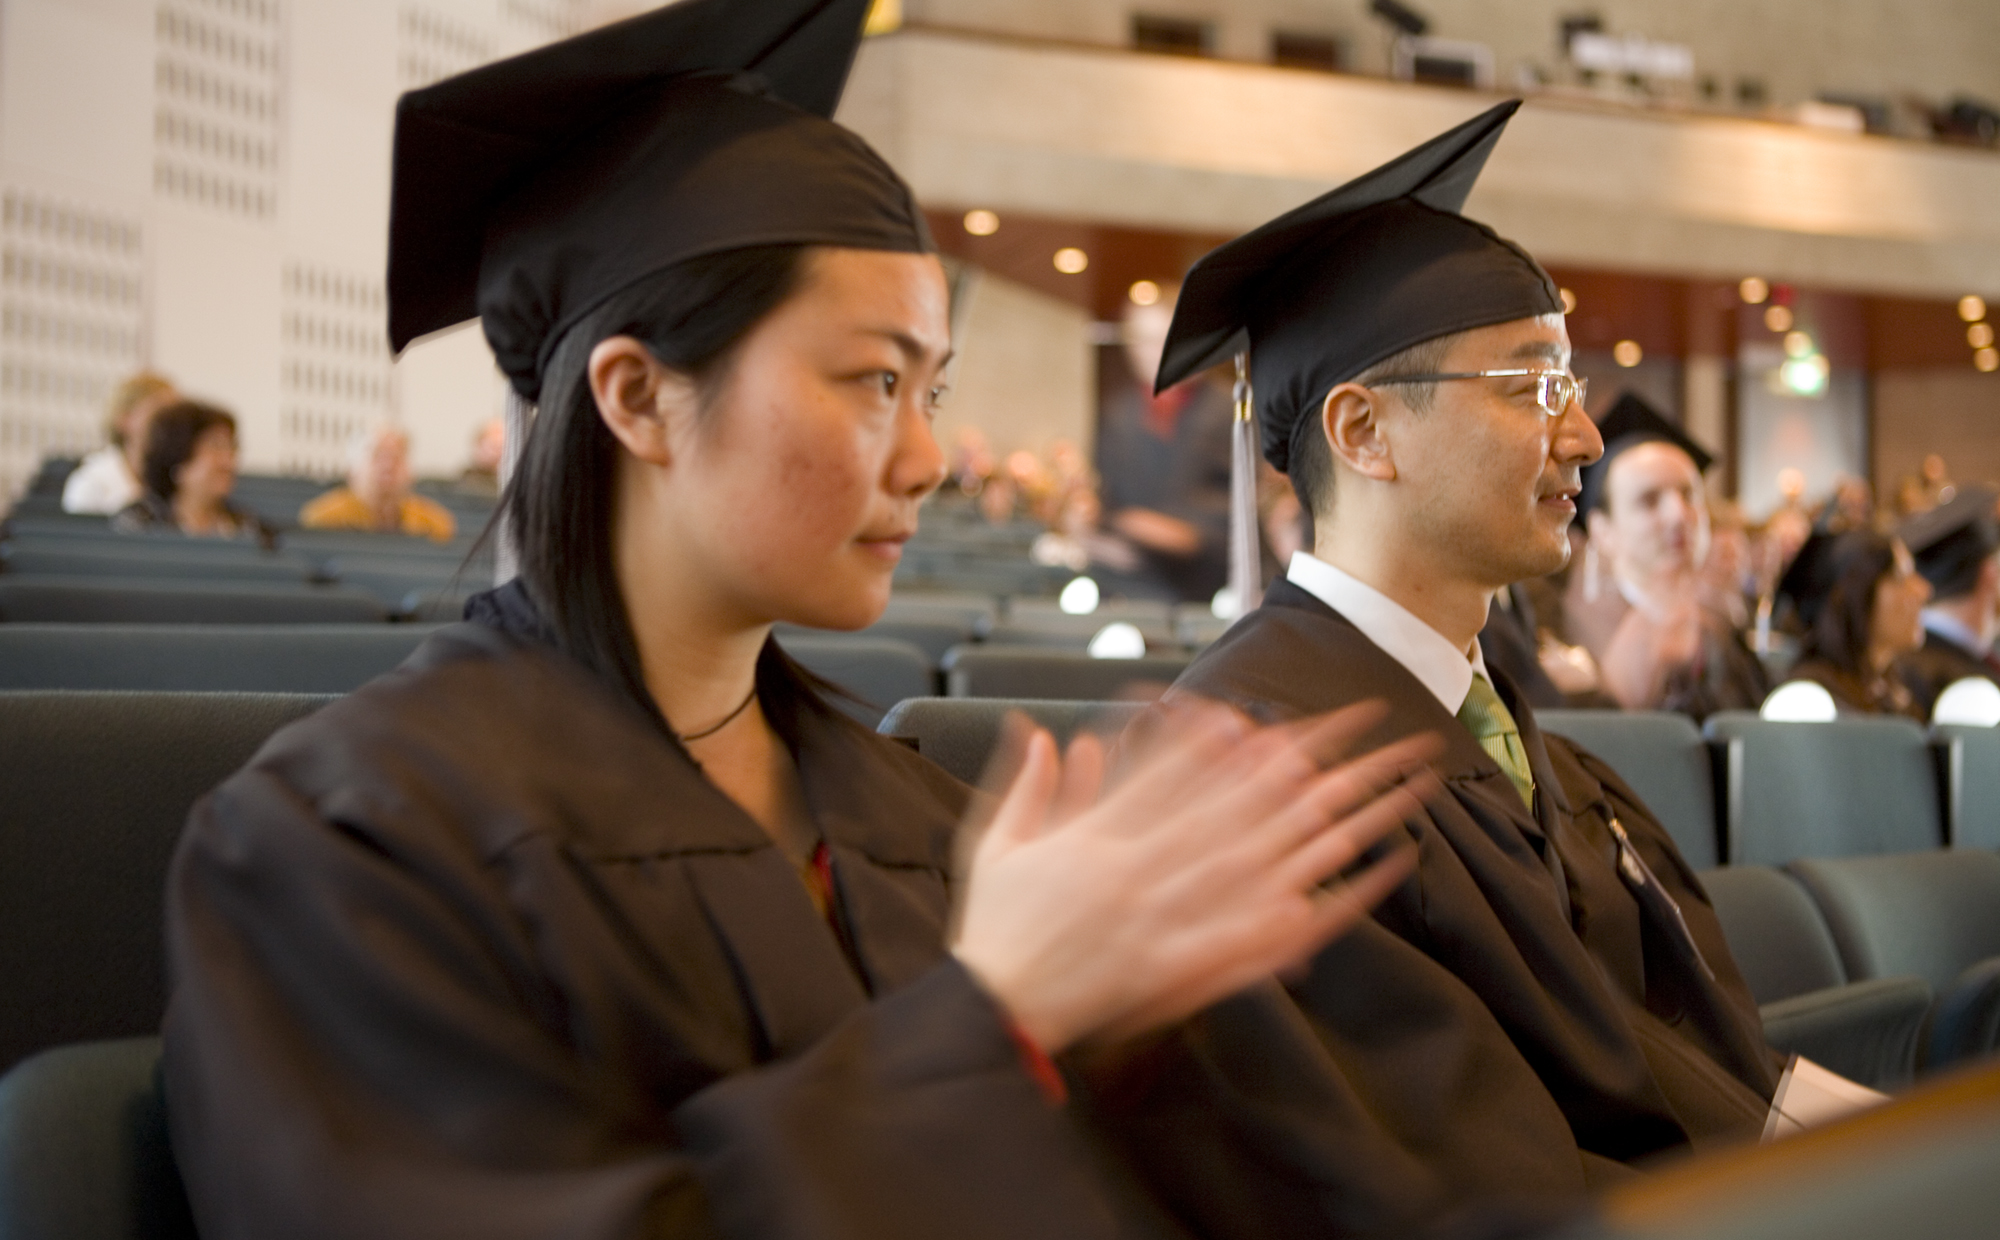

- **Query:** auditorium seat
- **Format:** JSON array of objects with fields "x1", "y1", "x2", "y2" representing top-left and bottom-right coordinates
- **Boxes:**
[
  {"x1": 775, "y1": 634, "x2": 932, "y2": 728},
  {"x1": 0, "y1": 544, "x2": 314, "y2": 586},
  {"x1": 0, "y1": 578, "x2": 388, "y2": 624},
  {"x1": 878, "y1": 591, "x2": 999, "y2": 634},
  {"x1": 1702, "y1": 713, "x2": 1942, "y2": 864},
  {"x1": 776, "y1": 618, "x2": 973, "y2": 667},
  {"x1": 994, "y1": 599, "x2": 1179, "y2": 649},
  {"x1": 877, "y1": 697, "x2": 1145, "y2": 785},
  {"x1": 1789, "y1": 851, "x2": 2000, "y2": 1069},
  {"x1": 1931, "y1": 723, "x2": 2000, "y2": 849},
  {"x1": 0, "y1": 1037, "x2": 195, "y2": 1240},
  {"x1": 0, "y1": 691, "x2": 334, "y2": 1072},
  {"x1": 0, "y1": 624, "x2": 435, "y2": 693},
  {"x1": 1699, "y1": 866, "x2": 1928, "y2": 1087},
  {"x1": 943, "y1": 646, "x2": 1191, "y2": 700},
  {"x1": 1539, "y1": 709, "x2": 1720, "y2": 869}
]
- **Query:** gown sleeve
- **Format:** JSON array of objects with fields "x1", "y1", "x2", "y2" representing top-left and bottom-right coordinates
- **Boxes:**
[{"x1": 164, "y1": 764, "x2": 1174, "y2": 1240}]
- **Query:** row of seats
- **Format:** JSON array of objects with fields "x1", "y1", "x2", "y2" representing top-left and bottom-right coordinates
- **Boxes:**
[
  {"x1": 2, "y1": 515, "x2": 490, "y2": 613},
  {"x1": 1539, "y1": 709, "x2": 1993, "y2": 867},
  {"x1": 8, "y1": 688, "x2": 1995, "y2": 1080},
  {"x1": 0, "y1": 623, "x2": 1987, "y2": 862}
]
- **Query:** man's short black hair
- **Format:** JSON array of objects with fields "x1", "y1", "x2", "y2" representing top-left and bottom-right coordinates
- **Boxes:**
[{"x1": 1288, "y1": 331, "x2": 1459, "y2": 521}]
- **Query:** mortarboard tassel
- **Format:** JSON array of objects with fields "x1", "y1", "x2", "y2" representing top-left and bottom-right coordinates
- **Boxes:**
[
  {"x1": 494, "y1": 387, "x2": 533, "y2": 586},
  {"x1": 1226, "y1": 350, "x2": 1261, "y2": 622}
]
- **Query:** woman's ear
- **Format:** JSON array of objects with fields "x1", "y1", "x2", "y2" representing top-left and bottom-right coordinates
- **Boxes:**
[
  {"x1": 1322, "y1": 383, "x2": 1396, "y2": 482},
  {"x1": 589, "y1": 336, "x2": 697, "y2": 468}
]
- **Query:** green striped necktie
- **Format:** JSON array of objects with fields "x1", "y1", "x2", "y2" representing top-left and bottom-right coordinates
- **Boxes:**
[{"x1": 1458, "y1": 673, "x2": 1535, "y2": 810}]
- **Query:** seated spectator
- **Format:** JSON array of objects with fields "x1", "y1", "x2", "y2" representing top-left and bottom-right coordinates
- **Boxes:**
[
  {"x1": 300, "y1": 423, "x2": 456, "y2": 541},
  {"x1": 1564, "y1": 394, "x2": 1767, "y2": 718},
  {"x1": 62, "y1": 370, "x2": 178, "y2": 514},
  {"x1": 113, "y1": 400, "x2": 274, "y2": 545},
  {"x1": 1895, "y1": 484, "x2": 2000, "y2": 717},
  {"x1": 1779, "y1": 528, "x2": 1930, "y2": 717},
  {"x1": 452, "y1": 417, "x2": 505, "y2": 496}
]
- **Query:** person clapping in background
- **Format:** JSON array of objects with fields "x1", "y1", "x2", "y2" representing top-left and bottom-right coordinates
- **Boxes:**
[{"x1": 1564, "y1": 395, "x2": 1768, "y2": 719}]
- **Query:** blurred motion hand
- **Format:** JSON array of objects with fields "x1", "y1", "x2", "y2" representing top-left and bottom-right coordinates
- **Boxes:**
[{"x1": 951, "y1": 700, "x2": 1434, "y2": 1054}]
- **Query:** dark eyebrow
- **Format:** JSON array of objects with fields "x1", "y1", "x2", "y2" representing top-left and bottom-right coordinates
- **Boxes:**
[
  {"x1": 1509, "y1": 340, "x2": 1568, "y2": 364},
  {"x1": 861, "y1": 328, "x2": 953, "y2": 370}
]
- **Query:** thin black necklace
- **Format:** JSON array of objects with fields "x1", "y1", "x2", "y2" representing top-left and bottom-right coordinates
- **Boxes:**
[{"x1": 677, "y1": 685, "x2": 758, "y2": 743}]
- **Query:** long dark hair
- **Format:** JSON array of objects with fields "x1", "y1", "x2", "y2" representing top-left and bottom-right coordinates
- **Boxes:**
[
  {"x1": 142, "y1": 400, "x2": 236, "y2": 500},
  {"x1": 500, "y1": 244, "x2": 837, "y2": 731},
  {"x1": 1797, "y1": 529, "x2": 1898, "y2": 676}
]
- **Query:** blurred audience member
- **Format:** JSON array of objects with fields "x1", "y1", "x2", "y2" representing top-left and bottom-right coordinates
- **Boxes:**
[
  {"x1": 1778, "y1": 529, "x2": 1930, "y2": 718},
  {"x1": 1701, "y1": 498, "x2": 1754, "y2": 628},
  {"x1": 1564, "y1": 395, "x2": 1767, "y2": 719},
  {"x1": 1093, "y1": 281, "x2": 1231, "y2": 602},
  {"x1": 1896, "y1": 485, "x2": 2000, "y2": 718},
  {"x1": 1820, "y1": 475, "x2": 1877, "y2": 534},
  {"x1": 301, "y1": 423, "x2": 455, "y2": 541},
  {"x1": 63, "y1": 370, "x2": 178, "y2": 514},
  {"x1": 948, "y1": 426, "x2": 996, "y2": 498},
  {"x1": 113, "y1": 400, "x2": 273, "y2": 545},
  {"x1": 452, "y1": 418, "x2": 506, "y2": 496}
]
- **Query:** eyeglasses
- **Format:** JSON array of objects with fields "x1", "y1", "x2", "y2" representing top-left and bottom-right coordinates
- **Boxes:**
[{"x1": 1369, "y1": 370, "x2": 1588, "y2": 419}]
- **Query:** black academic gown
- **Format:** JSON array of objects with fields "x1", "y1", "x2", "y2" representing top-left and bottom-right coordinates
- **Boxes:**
[
  {"x1": 162, "y1": 586, "x2": 1176, "y2": 1240},
  {"x1": 1097, "y1": 579, "x2": 1778, "y2": 1240},
  {"x1": 1899, "y1": 628, "x2": 2000, "y2": 719}
]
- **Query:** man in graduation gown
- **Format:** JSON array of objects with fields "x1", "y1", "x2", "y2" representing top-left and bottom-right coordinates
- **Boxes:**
[
  {"x1": 1090, "y1": 101, "x2": 1779, "y2": 1240},
  {"x1": 1896, "y1": 484, "x2": 2000, "y2": 718},
  {"x1": 1563, "y1": 393, "x2": 1768, "y2": 720}
]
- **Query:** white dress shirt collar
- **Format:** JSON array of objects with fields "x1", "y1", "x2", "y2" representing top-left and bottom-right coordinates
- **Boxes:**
[
  {"x1": 1922, "y1": 608, "x2": 1991, "y2": 657},
  {"x1": 1285, "y1": 551, "x2": 1489, "y2": 715}
]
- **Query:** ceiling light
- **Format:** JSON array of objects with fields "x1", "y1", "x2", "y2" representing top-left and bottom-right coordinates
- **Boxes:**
[
  {"x1": 1783, "y1": 330, "x2": 1814, "y2": 358},
  {"x1": 1960, "y1": 294, "x2": 1987, "y2": 322},
  {"x1": 1977, "y1": 347, "x2": 1999, "y2": 373},
  {"x1": 1053, "y1": 247, "x2": 1089, "y2": 274},
  {"x1": 1559, "y1": 287, "x2": 1577, "y2": 314},
  {"x1": 1128, "y1": 280, "x2": 1161, "y2": 306},
  {"x1": 962, "y1": 209, "x2": 999, "y2": 236},
  {"x1": 1739, "y1": 276, "x2": 1769, "y2": 304},
  {"x1": 1971, "y1": 323, "x2": 1995, "y2": 349},
  {"x1": 1764, "y1": 305, "x2": 1794, "y2": 333},
  {"x1": 1612, "y1": 339, "x2": 1643, "y2": 367},
  {"x1": 1779, "y1": 354, "x2": 1830, "y2": 395}
]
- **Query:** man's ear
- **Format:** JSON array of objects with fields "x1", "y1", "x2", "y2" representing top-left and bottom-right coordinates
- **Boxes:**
[
  {"x1": 1321, "y1": 383, "x2": 1396, "y2": 482},
  {"x1": 589, "y1": 335, "x2": 699, "y2": 468}
]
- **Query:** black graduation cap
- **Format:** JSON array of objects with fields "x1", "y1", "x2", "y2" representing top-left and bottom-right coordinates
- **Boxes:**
[
  {"x1": 1776, "y1": 530, "x2": 1843, "y2": 628},
  {"x1": 387, "y1": 0, "x2": 931, "y2": 400},
  {"x1": 1154, "y1": 99, "x2": 1562, "y2": 474},
  {"x1": 1899, "y1": 484, "x2": 2000, "y2": 598},
  {"x1": 1576, "y1": 391, "x2": 1716, "y2": 518}
]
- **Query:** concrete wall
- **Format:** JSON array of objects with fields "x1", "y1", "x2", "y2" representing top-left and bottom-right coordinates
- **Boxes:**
[
  {"x1": 0, "y1": 0, "x2": 593, "y2": 501},
  {"x1": 940, "y1": 268, "x2": 1094, "y2": 460},
  {"x1": 842, "y1": 30, "x2": 2000, "y2": 302},
  {"x1": 903, "y1": 0, "x2": 2000, "y2": 118}
]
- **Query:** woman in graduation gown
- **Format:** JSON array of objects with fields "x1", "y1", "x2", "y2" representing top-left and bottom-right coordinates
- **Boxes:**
[{"x1": 159, "y1": 4, "x2": 1430, "y2": 1239}]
